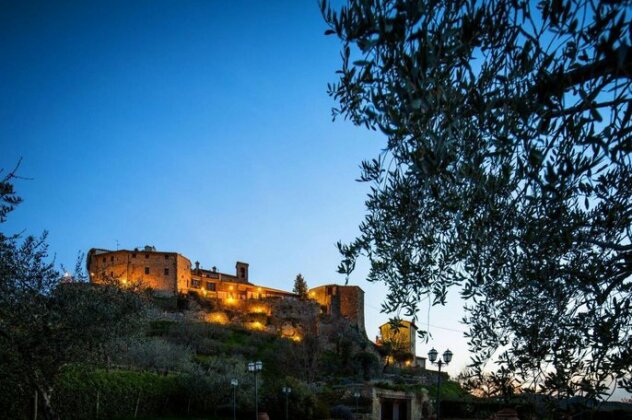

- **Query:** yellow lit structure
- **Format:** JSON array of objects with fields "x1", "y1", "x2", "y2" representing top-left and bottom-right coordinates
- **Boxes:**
[
  {"x1": 87, "y1": 247, "x2": 297, "y2": 303},
  {"x1": 378, "y1": 320, "x2": 417, "y2": 356},
  {"x1": 87, "y1": 246, "x2": 371, "y2": 344}
]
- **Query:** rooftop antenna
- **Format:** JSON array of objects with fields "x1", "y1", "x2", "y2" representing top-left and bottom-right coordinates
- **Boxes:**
[{"x1": 116, "y1": 240, "x2": 119, "y2": 251}]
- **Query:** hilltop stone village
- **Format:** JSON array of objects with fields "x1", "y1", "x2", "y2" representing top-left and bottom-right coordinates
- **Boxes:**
[
  {"x1": 88, "y1": 245, "x2": 435, "y2": 419},
  {"x1": 87, "y1": 245, "x2": 421, "y2": 362}
]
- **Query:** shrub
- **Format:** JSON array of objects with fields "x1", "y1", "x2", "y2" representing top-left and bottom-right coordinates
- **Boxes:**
[
  {"x1": 354, "y1": 351, "x2": 380, "y2": 380},
  {"x1": 108, "y1": 337, "x2": 195, "y2": 374},
  {"x1": 330, "y1": 404, "x2": 354, "y2": 420}
]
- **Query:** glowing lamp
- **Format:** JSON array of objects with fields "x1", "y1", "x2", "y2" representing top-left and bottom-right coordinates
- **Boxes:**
[{"x1": 248, "y1": 360, "x2": 263, "y2": 372}]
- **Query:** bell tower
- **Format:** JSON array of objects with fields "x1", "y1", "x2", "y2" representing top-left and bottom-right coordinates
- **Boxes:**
[{"x1": 235, "y1": 261, "x2": 249, "y2": 283}]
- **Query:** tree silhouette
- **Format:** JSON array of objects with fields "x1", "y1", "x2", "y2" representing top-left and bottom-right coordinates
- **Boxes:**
[
  {"x1": 323, "y1": 0, "x2": 632, "y2": 399},
  {"x1": 293, "y1": 273, "x2": 308, "y2": 300},
  {"x1": 0, "y1": 167, "x2": 145, "y2": 419}
]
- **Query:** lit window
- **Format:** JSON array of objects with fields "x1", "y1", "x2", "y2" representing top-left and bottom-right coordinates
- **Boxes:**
[{"x1": 145, "y1": 267, "x2": 150, "y2": 275}]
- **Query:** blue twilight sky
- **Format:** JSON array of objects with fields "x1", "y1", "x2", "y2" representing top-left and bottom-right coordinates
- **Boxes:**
[{"x1": 1, "y1": 1, "x2": 469, "y2": 376}]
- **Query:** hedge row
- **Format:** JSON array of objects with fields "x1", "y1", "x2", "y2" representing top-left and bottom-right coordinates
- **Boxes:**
[{"x1": 52, "y1": 366, "x2": 205, "y2": 419}]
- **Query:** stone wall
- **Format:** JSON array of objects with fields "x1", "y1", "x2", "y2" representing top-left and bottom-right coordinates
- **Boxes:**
[
  {"x1": 309, "y1": 284, "x2": 366, "y2": 336},
  {"x1": 175, "y1": 254, "x2": 192, "y2": 292},
  {"x1": 194, "y1": 296, "x2": 320, "y2": 340},
  {"x1": 88, "y1": 249, "x2": 189, "y2": 296},
  {"x1": 337, "y1": 285, "x2": 365, "y2": 335},
  {"x1": 370, "y1": 386, "x2": 430, "y2": 420}
]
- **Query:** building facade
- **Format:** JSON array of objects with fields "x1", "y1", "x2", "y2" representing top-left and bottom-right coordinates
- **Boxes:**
[
  {"x1": 88, "y1": 246, "x2": 368, "y2": 336},
  {"x1": 309, "y1": 284, "x2": 366, "y2": 335},
  {"x1": 376, "y1": 319, "x2": 426, "y2": 368},
  {"x1": 378, "y1": 320, "x2": 417, "y2": 357},
  {"x1": 87, "y1": 246, "x2": 191, "y2": 295},
  {"x1": 87, "y1": 246, "x2": 295, "y2": 301}
]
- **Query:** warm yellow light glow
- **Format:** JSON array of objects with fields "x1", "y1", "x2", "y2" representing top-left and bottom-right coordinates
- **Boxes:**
[
  {"x1": 405, "y1": 360, "x2": 412, "y2": 367},
  {"x1": 309, "y1": 291, "x2": 315, "y2": 297},
  {"x1": 206, "y1": 312, "x2": 229, "y2": 325},
  {"x1": 291, "y1": 335, "x2": 302, "y2": 342},
  {"x1": 257, "y1": 287, "x2": 262, "y2": 291},
  {"x1": 226, "y1": 297, "x2": 235, "y2": 305},
  {"x1": 248, "y1": 321, "x2": 265, "y2": 331},
  {"x1": 121, "y1": 279, "x2": 128, "y2": 285},
  {"x1": 250, "y1": 305, "x2": 268, "y2": 314},
  {"x1": 229, "y1": 285, "x2": 234, "y2": 291}
]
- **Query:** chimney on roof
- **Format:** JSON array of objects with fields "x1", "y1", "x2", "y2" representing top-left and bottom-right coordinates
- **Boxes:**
[
  {"x1": 195, "y1": 261, "x2": 200, "y2": 272},
  {"x1": 212, "y1": 266, "x2": 217, "y2": 273}
]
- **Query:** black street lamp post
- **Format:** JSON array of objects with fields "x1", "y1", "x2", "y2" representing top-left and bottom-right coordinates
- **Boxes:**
[
  {"x1": 282, "y1": 386, "x2": 291, "y2": 420},
  {"x1": 230, "y1": 379, "x2": 238, "y2": 420},
  {"x1": 247, "y1": 361, "x2": 263, "y2": 420},
  {"x1": 428, "y1": 348, "x2": 453, "y2": 420}
]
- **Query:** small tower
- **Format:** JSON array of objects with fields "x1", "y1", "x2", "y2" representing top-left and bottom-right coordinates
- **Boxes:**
[{"x1": 236, "y1": 261, "x2": 249, "y2": 282}]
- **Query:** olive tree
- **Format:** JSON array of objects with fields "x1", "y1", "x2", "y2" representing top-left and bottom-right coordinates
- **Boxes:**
[
  {"x1": 0, "y1": 167, "x2": 145, "y2": 419},
  {"x1": 322, "y1": 0, "x2": 632, "y2": 399}
]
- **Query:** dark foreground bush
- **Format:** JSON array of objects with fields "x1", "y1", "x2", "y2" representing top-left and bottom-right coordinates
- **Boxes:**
[{"x1": 330, "y1": 404, "x2": 353, "y2": 420}]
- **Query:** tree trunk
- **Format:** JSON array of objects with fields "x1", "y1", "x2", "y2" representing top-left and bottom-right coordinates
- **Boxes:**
[
  {"x1": 35, "y1": 383, "x2": 58, "y2": 420},
  {"x1": 33, "y1": 389, "x2": 38, "y2": 420}
]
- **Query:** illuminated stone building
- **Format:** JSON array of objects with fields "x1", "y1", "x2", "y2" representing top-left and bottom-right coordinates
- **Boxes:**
[
  {"x1": 87, "y1": 246, "x2": 295, "y2": 301},
  {"x1": 378, "y1": 320, "x2": 417, "y2": 355},
  {"x1": 87, "y1": 246, "x2": 191, "y2": 295},
  {"x1": 189, "y1": 260, "x2": 293, "y2": 305},
  {"x1": 377, "y1": 320, "x2": 426, "y2": 368},
  {"x1": 88, "y1": 246, "x2": 369, "y2": 341},
  {"x1": 309, "y1": 284, "x2": 366, "y2": 335}
]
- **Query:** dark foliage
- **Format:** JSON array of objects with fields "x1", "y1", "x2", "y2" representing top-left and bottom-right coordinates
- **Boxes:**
[
  {"x1": 293, "y1": 273, "x2": 309, "y2": 299},
  {"x1": 0, "y1": 169, "x2": 145, "y2": 419},
  {"x1": 323, "y1": 0, "x2": 632, "y2": 399},
  {"x1": 330, "y1": 404, "x2": 354, "y2": 420}
]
